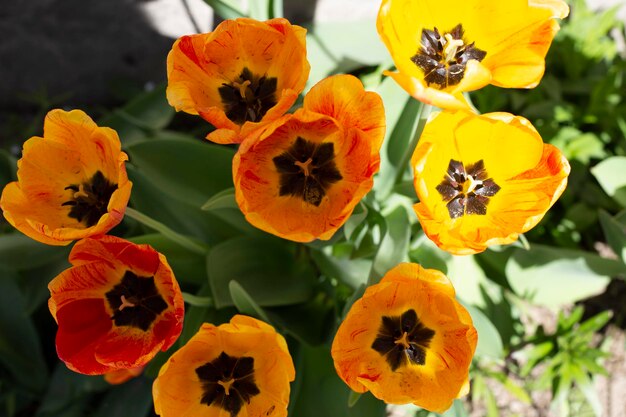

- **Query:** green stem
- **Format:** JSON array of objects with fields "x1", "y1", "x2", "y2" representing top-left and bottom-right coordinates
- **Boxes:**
[
  {"x1": 125, "y1": 207, "x2": 208, "y2": 255},
  {"x1": 394, "y1": 103, "x2": 432, "y2": 185}
]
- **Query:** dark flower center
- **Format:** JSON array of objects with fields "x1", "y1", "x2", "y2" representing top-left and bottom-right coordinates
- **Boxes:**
[
  {"x1": 218, "y1": 67, "x2": 278, "y2": 125},
  {"x1": 436, "y1": 159, "x2": 501, "y2": 219},
  {"x1": 104, "y1": 271, "x2": 168, "y2": 331},
  {"x1": 62, "y1": 171, "x2": 117, "y2": 227},
  {"x1": 195, "y1": 352, "x2": 260, "y2": 417},
  {"x1": 411, "y1": 23, "x2": 486, "y2": 88},
  {"x1": 371, "y1": 309, "x2": 435, "y2": 371},
  {"x1": 273, "y1": 137, "x2": 343, "y2": 207}
]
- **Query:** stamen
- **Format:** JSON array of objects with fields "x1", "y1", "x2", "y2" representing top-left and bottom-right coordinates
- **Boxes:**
[
  {"x1": 233, "y1": 79, "x2": 252, "y2": 100},
  {"x1": 463, "y1": 175, "x2": 482, "y2": 195},
  {"x1": 294, "y1": 158, "x2": 313, "y2": 176},
  {"x1": 73, "y1": 185, "x2": 90, "y2": 200},
  {"x1": 118, "y1": 295, "x2": 136, "y2": 311},
  {"x1": 443, "y1": 33, "x2": 464, "y2": 63},
  {"x1": 218, "y1": 378, "x2": 235, "y2": 395},
  {"x1": 394, "y1": 332, "x2": 411, "y2": 349}
]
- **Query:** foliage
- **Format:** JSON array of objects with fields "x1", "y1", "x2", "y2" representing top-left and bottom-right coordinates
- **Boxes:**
[{"x1": 0, "y1": 0, "x2": 624, "y2": 416}]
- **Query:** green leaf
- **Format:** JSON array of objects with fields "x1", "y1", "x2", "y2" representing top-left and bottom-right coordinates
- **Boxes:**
[
  {"x1": 506, "y1": 245, "x2": 622, "y2": 308},
  {"x1": 202, "y1": 0, "x2": 245, "y2": 19},
  {"x1": 207, "y1": 236, "x2": 316, "y2": 308},
  {"x1": 343, "y1": 202, "x2": 368, "y2": 240},
  {"x1": 311, "y1": 249, "x2": 371, "y2": 289},
  {"x1": 577, "y1": 310, "x2": 613, "y2": 335},
  {"x1": 598, "y1": 209, "x2": 626, "y2": 261},
  {"x1": 248, "y1": 0, "x2": 269, "y2": 19},
  {"x1": 0, "y1": 233, "x2": 69, "y2": 271},
  {"x1": 99, "y1": 84, "x2": 174, "y2": 145},
  {"x1": 127, "y1": 166, "x2": 243, "y2": 244},
  {"x1": 265, "y1": 293, "x2": 336, "y2": 346},
  {"x1": 201, "y1": 188, "x2": 238, "y2": 211},
  {"x1": 369, "y1": 206, "x2": 411, "y2": 283},
  {"x1": 126, "y1": 139, "x2": 234, "y2": 207},
  {"x1": 374, "y1": 78, "x2": 420, "y2": 199},
  {"x1": 305, "y1": 21, "x2": 391, "y2": 89},
  {"x1": 35, "y1": 364, "x2": 107, "y2": 417},
  {"x1": 269, "y1": 0, "x2": 282, "y2": 18},
  {"x1": 521, "y1": 341, "x2": 554, "y2": 376},
  {"x1": 575, "y1": 373, "x2": 603, "y2": 417},
  {"x1": 442, "y1": 400, "x2": 469, "y2": 417},
  {"x1": 463, "y1": 304, "x2": 504, "y2": 359},
  {"x1": 0, "y1": 270, "x2": 48, "y2": 394},
  {"x1": 92, "y1": 377, "x2": 152, "y2": 417},
  {"x1": 289, "y1": 345, "x2": 386, "y2": 417},
  {"x1": 229, "y1": 280, "x2": 272, "y2": 323},
  {"x1": 591, "y1": 156, "x2": 626, "y2": 207},
  {"x1": 130, "y1": 234, "x2": 208, "y2": 285}
]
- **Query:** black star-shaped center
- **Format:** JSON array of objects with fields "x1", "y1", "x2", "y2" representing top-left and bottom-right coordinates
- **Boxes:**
[
  {"x1": 273, "y1": 136, "x2": 343, "y2": 207},
  {"x1": 218, "y1": 67, "x2": 278, "y2": 125},
  {"x1": 411, "y1": 23, "x2": 486, "y2": 88},
  {"x1": 371, "y1": 309, "x2": 436, "y2": 371},
  {"x1": 104, "y1": 271, "x2": 168, "y2": 331},
  {"x1": 195, "y1": 352, "x2": 261, "y2": 417},
  {"x1": 62, "y1": 171, "x2": 118, "y2": 227},
  {"x1": 435, "y1": 159, "x2": 501, "y2": 219}
]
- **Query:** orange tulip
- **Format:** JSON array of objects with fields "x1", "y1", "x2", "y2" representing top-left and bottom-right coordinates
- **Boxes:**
[
  {"x1": 104, "y1": 366, "x2": 145, "y2": 385},
  {"x1": 0, "y1": 109, "x2": 131, "y2": 245},
  {"x1": 232, "y1": 74, "x2": 385, "y2": 242},
  {"x1": 167, "y1": 18, "x2": 310, "y2": 144},
  {"x1": 153, "y1": 315, "x2": 294, "y2": 417},
  {"x1": 332, "y1": 263, "x2": 477, "y2": 413},
  {"x1": 412, "y1": 110, "x2": 570, "y2": 255},
  {"x1": 48, "y1": 236, "x2": 184, "y2": 374},
  {"x1": 377, "y1": 0, "x2": 569, "y2": 109}
]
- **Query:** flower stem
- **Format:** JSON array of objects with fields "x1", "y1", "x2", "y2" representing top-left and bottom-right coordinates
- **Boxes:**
[
  {"x1": 394, "y1": 103, "x2": 432, "y2": 185},
  {"x1": 125, "y1": 207, "x2": 208, "y2": 255}
]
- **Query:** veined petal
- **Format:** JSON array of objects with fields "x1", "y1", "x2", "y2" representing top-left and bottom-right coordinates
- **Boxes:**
[
  {"x1": 153, "y1": 316, "x2": 294, "y2": 417},
  {"x1": 377, "y1": 0, "x2": 567, "y2": 108},
  {"x1": 412, "y1": 110, "x2": 569, "y2": 255},
  {"x1": 48, "y1": 236, "x2": 184, "y2": 375},
  {"x1": 0, "y1": 109, "x2": 131, "y2": 245},
  {"x1": 167, "y1": 18, "x2": 310, "y2": 144},
  {"x1": 332, "y1": 263, "x2": 477, "y2": 413}
]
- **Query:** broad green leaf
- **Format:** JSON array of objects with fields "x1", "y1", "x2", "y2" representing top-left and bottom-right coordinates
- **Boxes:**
[
  {"x1": 201, "y1": 188, "x2": 238, "y2": 211},
  {"x1": 463, "y1": 304, "x2": 504, "y2": 359},
  {"x1": 409, "y1": 234, "x2": 452, "y2": 274},
  {"x1": 18, "y1": 256, "x2": 71, "y2": 314},
  {"x1": 306, "y1": 21, "x2": 391, "y2": 89},
  {"x1": 591, "y1": 156, "x2": 626, "y2": 207},
  {"x1": 207, "y1": 236, "x2": 316, "y2": 308},
  {"x1": 99, "y1": 84, "x2": 174, "y2": 145},
  {"x1": 126, "y1": 139, "x2": 234, "y2": 207},
  {"x1": 343, "y1": 202, "x2": 368, "y2": 240},
  {"x1": 248, "y1": 0, "x2": 269, "y2": 19},
  {"x1": 311, "y1": 249, "x2": 371, "y2": 289},
  {"x1": 92, "y1": 377, "x2": 152, "y2": 417},
  {"x1": 0, "y1": 270, "x2": 48, "y2": 394},
  {"x1": 442, "y1": 400, "x2": 469, "y2": 417},
  {"x1": 35, "y1": 364, "x2": 107, "y2": 417},
  {"x1": 0, "y1": 148, "x2": 17, "y2": 187},
  {"x1": 0, "y1": 233, "x2": 69, "y2": 271},
  {"x1": 370, "y1": 205, "x2": 411, "y2": 282},
  {"x1": 229, "y1": 280, "x2": 272, "y2": 322},
  {"x1": 598, "y1": 209, "x2": 626, "y2": 261},
  {"x1": 374, "y1": 77, "x2": 420, "y2": 199},
  {"x1": 289, "y1": 345, "x2": 386, "y2": 417},
  {"x1": 202, "y1": 0, "x2": 245, "y2": 19},
  {"x1": 269, "y1": 0, "x2": 283, "y2": 18},
  {"x1": 127, "y1": 166, "x2": 243, "y2": 244},
  {"x1": 265, "y1": 292, "x2": 336, "y2": 346},
  {"x1": 130, "y1": 234, "x2": 208, "y2": 285},
  {"x1": 506, "y1": 245, "x2": 622, "y2": 308}
]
